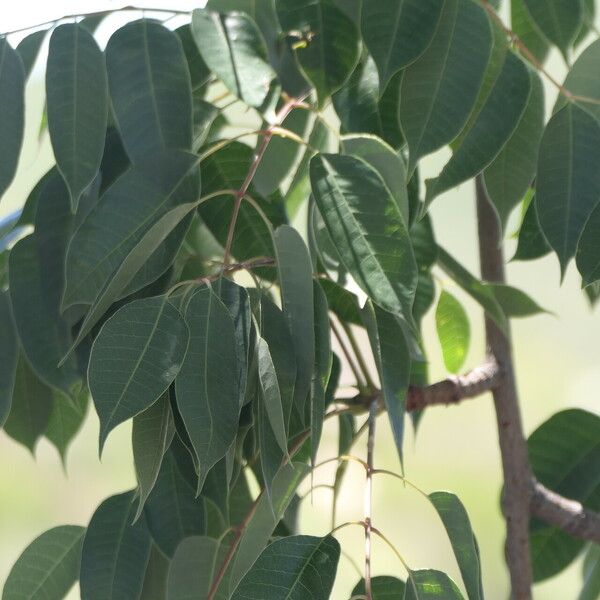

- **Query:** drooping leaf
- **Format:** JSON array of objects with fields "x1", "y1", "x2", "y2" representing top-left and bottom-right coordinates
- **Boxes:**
[
  {"x1": 274, "y1": 225, "x2": 315, "y2": 426},
  {"x1": 400, "y1": 0, "x2": 492, "y2": 173},
  {"x1": 46, "y1": 23, "x2": 108, "y2": 211},
  {"x1": 405, "y1": 569, "x2": 465, "y2": 599},
  {"x1": 363, "y1": 300, "x2": 410, "y2": 465},
  {"x1": 45, "y1": 389, "x2": 89, "y2": 463},
  {"x1": 2, "y1": 525, "x2": 85, "y2": 600},
  {"x1": 536, "y1": 102, "x2": 600, "y2": 276},
  {"x1": 484, "y1": 71, "x2": 544, "y2": 233},
  {"x1": 435, "y1": 290, "x2": 470, "y2": 374},
  {"x1": 528, "y1": 409, "x2": 600, "y2": 581},
  {"x1": 310, "y1": 281, "x2": 331, "y2": 463},
  {"x1": 175, "y1": 285, "x2": 240, "y2": 491},
  {"x1": 63, "y1": 150, "x2": 199, "y2": 309},
  {"x1": 192, "y1": 9, "x2": 275, "y2": 108},
  {"x1": 340, "y1": 133, "x2": 409, "y2": 224},
  {"x1": 144, "y1": 448, "x2": 207, "y2": 557},
  {"x1": 361, "y1": 0, "x2": 443, "y2": 92},
  {"x1": 10, "y1": 172, "x2": 80, "y2": 398},
  {"x1": 486, "y1": 283, "x2": 547, "y2": 318},
  {"x1": 352, "y1": 576, "x2": 406, "y2": 599},
  {"x1": 276, "y1": 0, "x2": 360, "y2": 104},
  {"x1": 511, "y1": 0, "x2": 549, "y2": 64},
  {"x1": 426, "y1": 52, "x2": 532, "y2": 206},
  {"x1": 231, "y1": 535, "x2": 340, "y2": 599},
  {"x1": 132, "y1": 392, "x2": 176, "y2": 521},
  {"x1": 577, "y1": 201, "x2": 600, "y2": 286},
  {"x1": 0, "y1": 39, "x2": 25, "y2": 202},
  {"x1": 0, "y1": 290, "x2": 18, "y2": 427},
  {"x1": 512, "y1": 194, "x2": 551, "y2": 262},
  {"x1": 80, "y1": 491, "x2": 152, "y2": 600},
  {"x1": 88, "y1": 296, "x2": 189, "y2": 452},
  {"x1": 167, "y1": 536, "x2": 219, "y2": 600},
  {"x1": 310, "y1": 153, "x2": 417, "y2": 317},
  {"x1": 16, "y1": 30, "x2": 47, "y2": 78},
  {"x1": 106, "y1": 20, "x2": 192, "y2": 162},
  {"x1": 522, "y1": 0, "x2": 583, "y2": 58},
  {"x1": 429, "y1": 491, "x2": 483, "y2": 600},
  {"x1": 3, "y1": 354, "x2": 53, "y2": 452}
]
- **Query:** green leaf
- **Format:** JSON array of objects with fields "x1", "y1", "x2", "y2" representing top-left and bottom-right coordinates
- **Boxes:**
[
  {"x1": 63, "y1": 149, "x2": 199, "y2": 310},
  {"x1": 0, "y1": 39, "x2": 25, "y2": 202},
  {"x1": 0, "y1": 290, "x2": 18, "y2": 427},
  {"x1": 276, "y1": 0, "x2": 360, "y2": 104},
  {"x1": 511, "y1": 0, "x2": 549, "y2": 64},
  {"x1": 274, "y1": 225, "x2": 315, "y2": 425},
  {"x1": 231, "y1": 535, "x2": 340, "y2": 599},
  {"x1": 576, "y1": 200, "x2": 600, "y2": 285},
  {"x1": 80, "y1": 491, "x2": 152, "y2": 600},
  {"x1": 486, "y1": 283, "x2": 547, "y2": 317},
  {"x1": 175, "y1": 286, "x2": 240, "y2": 490},
  {"x1": 2, "y1": 525, "x2": 85, "y2": 600},
  {"x1": 400, "y1": 0, "x2": 492, "y2": 173},
  {"x1": 436, "y1": 245, "x2": 508, "y2": 333},
  {"x1": 435, "y1": 290, "x2": 470, "y2": 374},
  {"x1": 167, "y1": 536, "x2": 219, "y2": 600},
  {"x1": 310, "y1": 153, "x2": 417, "y2": 317},
  {"x1": 361, "y1": 0, "x2": 443, "y2": 92},
  {"x1": 106, "y1": 20, "x2": 192, "y2": 162},
  {"x1": 46, "y1": 23, "x2": 108, "y2": 211},
  {"x1": 484, "y1": 71, "x2": 544, "y2": 233},
  {"x1": 88, "y1": 296, "x2": 189, "y2": 452},
  {"x1": 9, "y1": 171, "x2": 80, "y2": 398},
  {"x1": 16, "y1": 30, "x2": 47, "y2": 78},
  {"x1": 429, "y1": 492, "x2": 483, "y2": 600},
  {"x1": 426, "y1": 52, "x2": 531, "y2": 206},
  {"x1": 140, "y1": 544, "x2": 170, "y2": 600},
  {"x1": 522, "y1": 0, "x2": 583, "y2": 58},
  {"x1": 512, "y1": 194, "x2": 551, "y2": 261},
  {"x1": 311, "y1": 281, "x2": 331, "y2": 463},
  {"x1": 132, "y1": 392, "x2": 175, "y2": 521},
  {"x1": 45, "y1": 389, "x2": 89, "y2": 464},
  {"x1": 3, "y1": 354, "x2": 53, "y2": 452},
  {"x1": 352, "y1": 576, "x2": 406, "y2": 599},
  {"x1": 192, "y1": 9, "x2": 275, "y2": 108},
  {"x1": 554, "y1": 39, "x2": 600, "y2": 120},
  {"x1": 405, "y1": 569, "x2": 465, "y2": 599},
  {"x1": 144, "y1": 448, "x2": 207, "y2": 557},
  {"x1": 536, "y1": 103, "x2": 600, "y2": 276},
  {"x1": 319, "y1": 279, "x2": 361, "y2": 326},
  {"x1": 528, "y1": 409, "x2": 600, "y2": 581},
  {"x1": 176, "y1": 24, "x2": 211, "y2": 92},
  {"x1": 580, "y1": 544, "x2": 600, "y2": 600},
  {"x1": 257, "y1": 337, "x2": 288, "y2": 453},
  {"x1": 363, "y1": 300, "x2": 410, "y2": 466},
  {"x1": 341, "y1": 133, "x2": 409, "y2": 224}
]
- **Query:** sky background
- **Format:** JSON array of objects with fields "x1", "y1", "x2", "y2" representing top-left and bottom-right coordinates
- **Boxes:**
[{"x1": 1, "y1": 2, "x2": 599, "y2": 599}]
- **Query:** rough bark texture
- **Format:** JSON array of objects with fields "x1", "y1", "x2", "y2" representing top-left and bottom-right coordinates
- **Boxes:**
[{"x1": 476, "y1": 176, "x2": 534, "y2": 599}]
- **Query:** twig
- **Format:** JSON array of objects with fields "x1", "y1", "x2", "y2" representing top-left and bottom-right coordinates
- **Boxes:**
[
  {"x1": 330, "y1": 318, "x2": 367, "y2": 392},
  {"x1": 364, "y1": 401, "x2": 378, "y2": 600},
  {"x1": 476, "y1": 175, "x2": 533, "y2": 600},
  {"x1": 339, "y1": 319, "x2": 377, "y2": 391}
]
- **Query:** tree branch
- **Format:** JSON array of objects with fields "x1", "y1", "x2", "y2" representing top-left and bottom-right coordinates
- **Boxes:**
[
  {"x1": 530, "y1": 480, "x2": 600, "y2": 545},
  {"x1": 476, "y1": 175, "x2": 533, "y2": 600}
]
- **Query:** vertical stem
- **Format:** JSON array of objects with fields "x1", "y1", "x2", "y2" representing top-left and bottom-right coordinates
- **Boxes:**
[
  {"x1": 476, "y1": 176, "x2": 533, "y2": 599},
  {"x1": 364, "y1": 401, "x2": 377, "y2": 600},
  {"x1": 340, "y1": 320, "x2": 377, "y2": 391}
]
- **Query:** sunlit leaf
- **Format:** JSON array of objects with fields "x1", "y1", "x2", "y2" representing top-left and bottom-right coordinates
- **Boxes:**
[{"x1": 435, "y1": 290, "x2": 470, "y2": 374}]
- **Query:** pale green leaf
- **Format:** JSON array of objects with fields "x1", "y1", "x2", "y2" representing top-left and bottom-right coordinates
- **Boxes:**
[
  {"x1": 46, "y1": 23, "x2": 107, "y2": 211},
  {"x1": 88, "y1": 296, "x2": 189, "y2": 452},
  {"x1": 106, "y1": 20, "x2": 192, "y2": 162},
  {"x1": 405, "y1": 569, "x2": 465, "y2": 599},
  {"x1": 175, "y1": 286, "x2": 240, "y2": 491},
  {"x1": 400, "y1": 0, "x2": 492, "y2": 173},
  {"x1": 80, "y1": 491, "x2": 152, "y2": 600},
  {"x1": 310, "y1": 153, "x2": 417, "y2": 317},
  {"x1": 536, "y1": 103, "x2": 600, "y2": 276},
  {"x1": 361, "y1": 0, "x2": 443, "y2": 92},
  {"x1": 435, "y1": 290, "x2": 470, "y2": 374},
  {"x1": 486, "y1": 283, "x2": 547, "y2": 317},
  {"x1": 0, "y1": 39, "x2": 25, "y2": 202},
  {"x1": 231, "y1": 535, "x2": 340, "y2": 599},
  {"x1": 192, "y1": 9, "x2": 275, "y2": 108},
  {"x1": 2, "y1": 525, "x2": 85, "y2": 600},
  {"x1": 132, "y1": 392, "x2": 175, "y2": 521}
]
